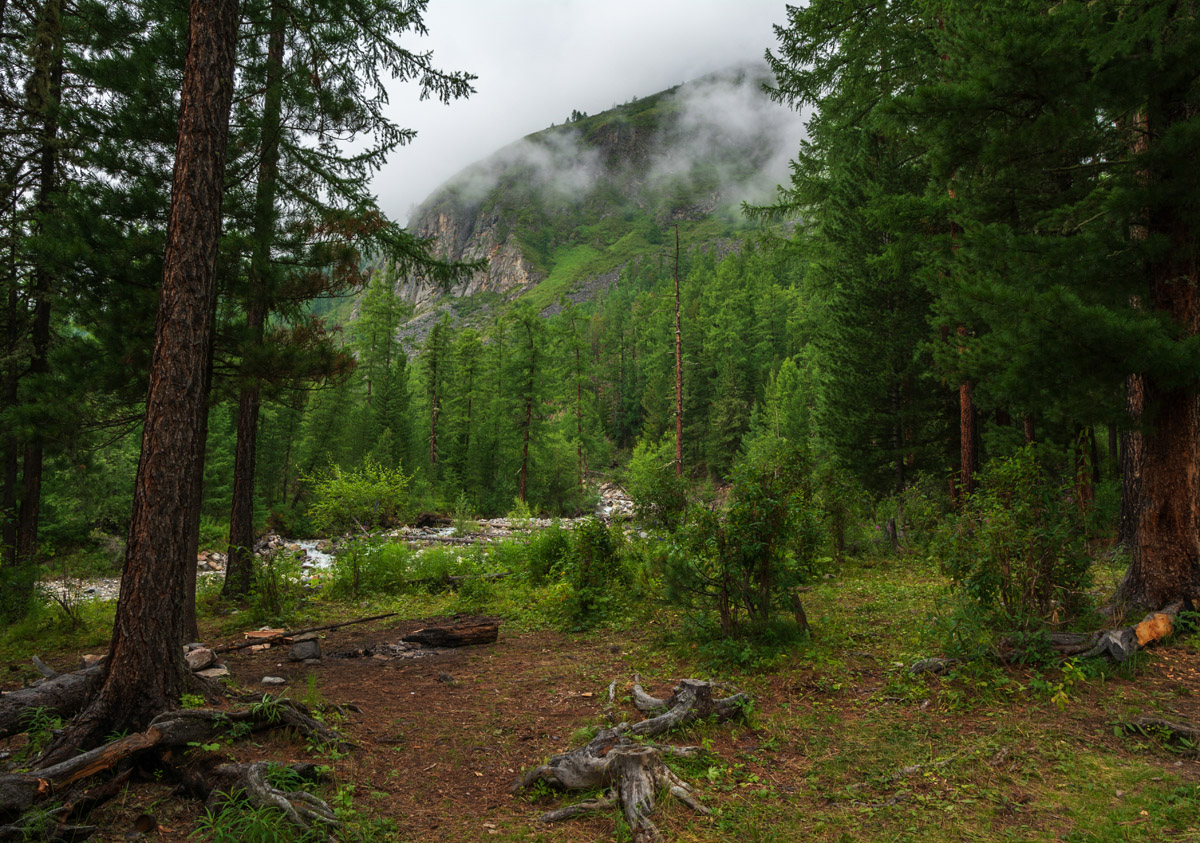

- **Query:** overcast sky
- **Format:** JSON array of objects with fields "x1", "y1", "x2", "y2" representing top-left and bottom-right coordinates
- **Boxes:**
[{"x1": 375, "y1": 0, "x2": 794, "y2": 224}]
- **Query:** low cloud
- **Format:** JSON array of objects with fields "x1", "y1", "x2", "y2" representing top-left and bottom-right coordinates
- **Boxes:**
[
  {"x1": 417, "y1": 62, "x2": 807, "y2": 219},
  {"x1": 435, "y1": 128, "x2": 603, "y2": 208},
  {"x1": 648, "y1": 64, "x2": 808, "y2": 207}
]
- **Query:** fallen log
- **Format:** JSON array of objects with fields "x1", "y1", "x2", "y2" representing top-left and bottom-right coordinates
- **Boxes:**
[
  {"x1": 1123, "y1": 716, "x2": 1200, "y2": 751},
  {"x1": 401, "y1": 619, "x2": 500, "y2": 648},
  {"x1": 515, "y1": 678, "x2": 747, "y2": 842},
  {"x1": 214, "y1": 611, "x2": 401, "y2": 654},
  {"x1": 0, "y1": 665, "x2": 104, "y2": 740},
  {"x1": 1021, "y1": 601, "x2": 1184, "y2": 663}
]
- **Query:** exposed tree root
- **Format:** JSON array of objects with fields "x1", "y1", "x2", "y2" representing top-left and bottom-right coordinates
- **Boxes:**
[
  {"x1": 515, "y1": 678, "x2": 747, "y2": 842},
  {"x1": 206, "y1": 761, "x2": 341, "y2": 842},
  {"x1": 0, "y1": 696, "x2": 348, "y2": 837},
  {"x1": 1123, "y1": 716, "x2": 1200, "y2": 753}
]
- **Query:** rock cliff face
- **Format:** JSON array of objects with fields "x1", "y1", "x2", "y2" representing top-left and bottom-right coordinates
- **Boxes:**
[
  {"x1": 395, "y1": 208, "x2": 542, "y2": 311},
  {"x1": 388, "y1": 62, "x2": 802, "y2": 329}
]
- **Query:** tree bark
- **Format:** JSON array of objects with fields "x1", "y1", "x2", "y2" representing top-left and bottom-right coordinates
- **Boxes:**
[
  {"x1": 42, "y1": 0, "x2": 240, "y2": 761},
  {"x1": 13, "y1": 0, "x2": 63, "y2": 595},
  {"x1": 1118, "y1": 373, "x2": 1144, "y2": 550},
  {"x1": 1117, "y1": 85, "x2": 1200, "y2": 609},
  {"x1": 226, "y1": 1, "x2": 285, "y2": 598}
]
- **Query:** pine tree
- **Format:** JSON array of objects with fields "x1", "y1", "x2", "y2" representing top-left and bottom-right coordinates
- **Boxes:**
[{"x1": 44, "y1": 0, "x2": 242, "y2": 759}]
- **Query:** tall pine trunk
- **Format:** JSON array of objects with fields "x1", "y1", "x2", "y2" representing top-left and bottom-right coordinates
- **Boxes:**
[
  {"x1": 226, "y1": 1, "x2": 285, "y2": 598},
  {"x1": 13, "y1": 0, "x2": 62, "y2": 596},
  {"x1": 44, "y1": 0, "x2": 240, "y2": 759},
  {"x1": 1117, "y1": 88, "x2": 1200, "y2": 609}
]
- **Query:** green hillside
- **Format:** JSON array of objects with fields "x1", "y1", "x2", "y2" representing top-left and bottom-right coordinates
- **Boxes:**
[{"x1": 402, "y1": 64, "x2": 798, "y2": 316}]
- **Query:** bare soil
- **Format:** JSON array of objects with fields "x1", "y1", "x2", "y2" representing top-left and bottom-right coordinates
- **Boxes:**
[{"x1": 5, "y1": 607, "x2": 1200, "y2": 841}]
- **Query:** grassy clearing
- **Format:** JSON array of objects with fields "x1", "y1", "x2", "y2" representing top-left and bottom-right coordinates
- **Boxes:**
[{"x1": 4, "y1": 541, "x2": 1199, "y2": 842}]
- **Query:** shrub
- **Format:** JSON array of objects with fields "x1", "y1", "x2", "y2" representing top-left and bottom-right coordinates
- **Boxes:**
[
  {"x1": 626, "y1": 434, "x2": 688, "y2": 531},
  {"x1": 327, "y1": 539, "x2": 412, "y2": 598},
  {"x1": 933, "y1": 446, "x2": 1092, "y2": 630},
  {"x1": 525, "y1": 521, "x2": 571, "y2": 584},
  {"x1": 306, "y1": 458, "x2": 414, "y2": 536},
  {"x1": 665, "y1": 435, "x2": 823, "y2": 636},
  {"x1": 560, "y1": 517, "x2": 628, "y2": 629},
  {"x1": 248, "y1": 550, "x2": 308, "y2": 626}
]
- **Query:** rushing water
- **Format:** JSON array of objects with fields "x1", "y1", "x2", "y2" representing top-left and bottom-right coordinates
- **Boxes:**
[{"x1": 296, "y1": 540, "x2": 335, "y2": 570}]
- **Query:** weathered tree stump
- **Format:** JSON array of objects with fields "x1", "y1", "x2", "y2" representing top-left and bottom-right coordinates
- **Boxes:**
[{"x1": 515, "y1": 678, "x2": 747, "y2": 842}]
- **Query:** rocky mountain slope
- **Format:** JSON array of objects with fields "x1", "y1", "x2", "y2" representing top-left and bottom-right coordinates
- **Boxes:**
[{"x1": 388, "y1": 63, "x2": 804, "y2": 344}]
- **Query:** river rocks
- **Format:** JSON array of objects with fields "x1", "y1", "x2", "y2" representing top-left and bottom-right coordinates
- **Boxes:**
[
  {"x1": 288, "y1": 635, "x2": 321, "y2": 662},
  {"x1": 196, "y1": 550, "x2": 226, "y2": 572},
  {"x1": 596, "y1": 483, "x2": 634, "y2": 520},
  {"x1": 261, "y1": 676, "x2": 287, "y2": 686},
  {"x1": 185, "y1": 647, "x2": 217, "y2": 671}
]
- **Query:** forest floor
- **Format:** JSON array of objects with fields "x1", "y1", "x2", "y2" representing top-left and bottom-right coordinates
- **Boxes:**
[{"x1": 3, "y1": 555, "x2": 1200, "y2": 842}]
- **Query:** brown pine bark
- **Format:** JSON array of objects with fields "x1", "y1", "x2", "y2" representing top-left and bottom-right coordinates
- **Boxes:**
[
  {"x1": 13, "y1": 0, "x2": 63, "y2": 591},
  {"x1": 1119, "y1": 374, "x2": 1145, "y2": 550},
  {"x1": 225, "y1": 2, "x2": 285, "y2": 599},
  {"x1": 1117, "y1": 88, "x2": 1200, "y2": 609},
  {"x1": 43, "y1": 0, "x2": 240, "y2": 760}
]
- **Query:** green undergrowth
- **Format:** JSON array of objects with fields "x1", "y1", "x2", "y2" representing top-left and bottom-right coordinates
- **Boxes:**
[{"x1": 6, "y1": 530, "x2": 1200, "y2": 842}]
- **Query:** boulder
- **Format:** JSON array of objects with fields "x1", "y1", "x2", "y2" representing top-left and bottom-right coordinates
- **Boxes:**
[
  {"x1": 185, "y1": 647, "x2": 217, "y2": 671},
  {"x1": 288, "y1": 639, "x2": 321, "y2": 662}
]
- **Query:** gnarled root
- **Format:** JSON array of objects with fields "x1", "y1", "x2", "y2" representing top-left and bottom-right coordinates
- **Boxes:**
[
  {"x1": 0, "y1": 697, "x2": 349, "y2": 825},
  {"x1": 210, "y1": 761, "x2": 341, "y2": 841},
  {"x1": 516, "y1": 679, "x2": 744, "y2": 842}
]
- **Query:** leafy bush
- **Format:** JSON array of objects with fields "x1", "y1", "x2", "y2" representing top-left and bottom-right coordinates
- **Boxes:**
[
  {"x1": 506, "y1": 496, "x2": 533, "y2": 529},
  {"x1": 525, "y1": 521, "x2": 571, "y2": 584},
  {"x1": 876, "y1": 472, "x2": 951, "y2": 555},
  {"x1": 626, "y1": 434, "x2": 688, "y2": 531},
  {"x1": 665, "y1": 435, "x2": 823, "y2": 636},
  {"x1": 0, "y1": 565, "x2": 38, "y2": 623},
  {"x1": 559, "y1": 517, "x2": 628, "y2": 629},
  {"x1": 305, "y1": 458, "x2": 414, "y2": 536},
  {"x1": 327, "y1": 539, "x2": 413, "y2": 598},
  {"x1": 932, "y1": 446, "x2": 1092, "y2": 630},
  {"x1": 248, "y1": 550, "x2": 308, "y2": 626}
]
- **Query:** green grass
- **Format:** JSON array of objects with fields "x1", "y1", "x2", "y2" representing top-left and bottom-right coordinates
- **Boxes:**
[{"x1": 7, "y1": 535, "x2": 1200, "y2": 842}]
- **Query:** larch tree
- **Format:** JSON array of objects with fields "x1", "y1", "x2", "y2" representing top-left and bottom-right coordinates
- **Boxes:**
[
  {"x1": 221, "y1": 0, "x2": 474, "y2": 597},
  {"x1": 43, "y1": 0, "x2": 241, "y2": 759}
]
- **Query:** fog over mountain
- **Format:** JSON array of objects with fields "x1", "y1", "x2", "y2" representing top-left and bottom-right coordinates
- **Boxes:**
[
  {"x1": 425, "y1": 65, "x2": 806, "y2": 218},
  {"x1": 373, "y1": 0, "x2": 792, "y2": 223}
]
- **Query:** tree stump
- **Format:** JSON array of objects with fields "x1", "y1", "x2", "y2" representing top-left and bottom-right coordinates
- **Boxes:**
[{"x1": 515, "y1": 678, "x2": 747, "y2": 841}]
